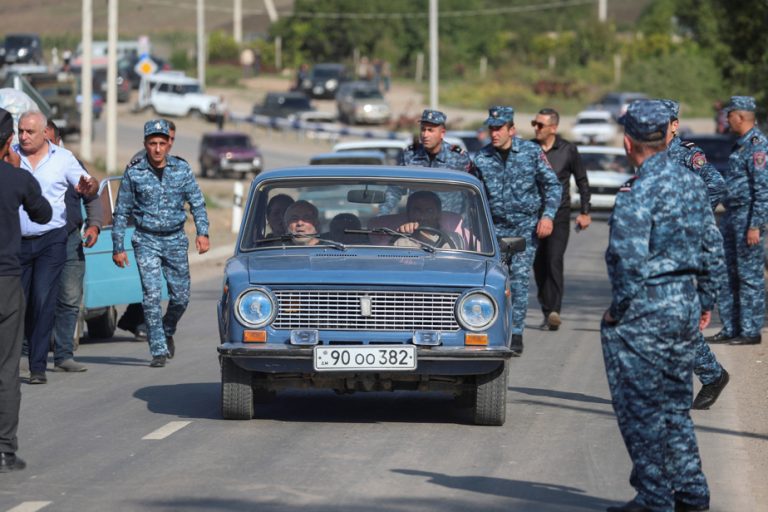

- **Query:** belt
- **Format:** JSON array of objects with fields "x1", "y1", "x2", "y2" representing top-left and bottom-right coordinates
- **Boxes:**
[
  {"x1": 135, "y1": 225, "x2": 184, "y2": 236},
  {"x1": 22, "y1": 233, "x2": 45, "y2": 240}
]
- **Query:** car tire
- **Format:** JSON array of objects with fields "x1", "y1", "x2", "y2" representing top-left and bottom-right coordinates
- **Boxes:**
[
  {"x1": 221, "y1": 357, "x2": 254, "y2": 420},
  {"x1": 472, "y1": 361, "x2": 508, "y2": 426},
  {"x1": 86, "y1": 306, "x2": 117, "y2": 339}
]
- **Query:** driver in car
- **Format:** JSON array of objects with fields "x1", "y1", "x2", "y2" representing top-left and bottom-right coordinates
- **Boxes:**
[{"x1": 396, "y1": 191, "x2": 450, "y2": 248}]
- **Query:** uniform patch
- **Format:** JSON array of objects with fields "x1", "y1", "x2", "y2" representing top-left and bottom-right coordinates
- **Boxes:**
[
  {"x1": 681, "y1": 141, "x2": 695, "y2": 149},
  {"x1": 691, "y1": 152, "x2": 707, "y2": 170},
  {"x1": 619, "y1": 175, "x2": 638, "y2": 192},
  {"x1": 754, "y1": 151, "x2": 767, "y2": 169},
  {"x1": 450, "y1": 144, "x2": 465, "y2": 154}
]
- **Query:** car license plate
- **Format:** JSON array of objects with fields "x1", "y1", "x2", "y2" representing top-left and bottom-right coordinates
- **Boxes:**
[
  {"x1": 233, "y1": 163, "x2": 252, "y2": 172},
  {"x1": 313, "y1": 346, "x2": 416, "y2": 371}
]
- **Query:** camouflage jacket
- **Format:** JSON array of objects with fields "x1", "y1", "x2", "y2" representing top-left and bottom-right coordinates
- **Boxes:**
[{"x1": 667, "y1": 135, "x2": 725, "y2": 210}]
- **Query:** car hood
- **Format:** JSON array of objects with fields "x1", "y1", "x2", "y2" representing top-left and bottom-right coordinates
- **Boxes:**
[{"x1": 245, "y1": 252, "x2": 487, "y2": 287}]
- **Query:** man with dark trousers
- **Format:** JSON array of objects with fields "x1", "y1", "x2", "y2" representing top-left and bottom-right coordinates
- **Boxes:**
[
  {"x1": 531, "y1": 108, "x2": 591, "y2": 330},
  {"x1": 0, "y1": 107, "x2": 53, "y2": 472}
]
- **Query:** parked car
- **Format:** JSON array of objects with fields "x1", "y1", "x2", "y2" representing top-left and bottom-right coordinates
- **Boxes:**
[
  {"x1": 309, "y1": 150, "x2": 387, "y2": 165},
  {"x1": 446, "y1": 130, "x2": 489, "y2": 158},
  {"x1": 332, "y1": 137, "x2": 468, "y2": 166},
  {"x1": 590, "y1": 91, "x2": 649, "y2": 120},
  {"x1": 217, "y1": 166, "x2": 524, "y2": 425},
  {"x1": 300, "y1": 63, "x2": 349, "y2": 99},
  {"x1": 0, "y1": 33, "x2": 43, "y2": 66},
  {"x1": 570, "y1": 145, "x2": 634, "y2": 210},
  {"x1": 335, "y1": 81, "x2": 390, "y2": 125},
  {"x1": 134, "y1": 71, "x2": 223, "y2": 120},
  {"x1": 119, "y1": 53, "x2": 170, "y2": 89},
  {"x1": 198, "y1": 131, "x2": 263, "y2": 178},
  {"x1": 252, "y1": 91, "x2": 314, "y2": 119},
  {"x1": 570, "y1": 110, "x2": 618, "y2": 145},
  {"x1": 682, "y1": 134, "x2": 737, "y2": 174}
]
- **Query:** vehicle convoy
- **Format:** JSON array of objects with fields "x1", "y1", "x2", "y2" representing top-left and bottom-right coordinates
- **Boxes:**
[
  {"x1": 570, "y1": 109, "x2": 617, "y2": 145},
  {"x1": 299, "y1": 63, "x2": 349, "y2": 99},
  {"x1": 198, "y1": 131, "x2": 263, "y2": 178},
  {"x1": 335, "y1": 81, "x2": 391, "y2": 125},
  {"x1": 217, "y1": 166, "x2": 524, "y2": 426},
  {"x1": 0, "y1": 33, "x2": 43, "y2": 65}
]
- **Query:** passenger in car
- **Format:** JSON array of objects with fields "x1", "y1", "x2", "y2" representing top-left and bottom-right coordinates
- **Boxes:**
[
  {"x1": 266, "y1": 194, "x2": 294, "y2": 236},
  {"x1": 327, "y1": 213, "x2": 367, "y2": 244},
  {"x1": 284, "y1": 200, "x2": 320, "y2": 245}
]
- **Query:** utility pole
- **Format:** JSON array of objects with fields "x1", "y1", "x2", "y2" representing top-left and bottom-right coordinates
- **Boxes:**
[
  {"x1": 599, "y1": 0, "x2": 607, "y2": 22},
  {"x1": 233, "y1": 0, "x2": 242, "y2": 44},
  {"x1": 197, "y1": 0, "x2": 205, "y2": 87},
  {"x1": 80, "y1": 0, "x2": 93, "y2": 162},
  {"x1": 106, "y1": 0, "x2": 118, "y2": 173},
  {"x1": 429, "y1": 0, "x2": 438, "y2": 110}
]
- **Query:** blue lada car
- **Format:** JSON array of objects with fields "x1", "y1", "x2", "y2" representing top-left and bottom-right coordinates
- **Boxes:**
[{"x1": 217, "y1": 166, "x2": 524, "y2": 425}]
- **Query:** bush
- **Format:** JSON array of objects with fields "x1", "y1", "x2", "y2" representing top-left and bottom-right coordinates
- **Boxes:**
[{"x1": 206, "y1": 65, "x2": 242, "y2": 88}]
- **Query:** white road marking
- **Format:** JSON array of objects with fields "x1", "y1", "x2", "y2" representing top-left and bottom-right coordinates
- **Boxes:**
[
  {"x1": 142, "y1": 421, "x2": 192, "y2": 440},
  {"x1": 6, "y1": 502, "x2": 52, "y2": 512}
]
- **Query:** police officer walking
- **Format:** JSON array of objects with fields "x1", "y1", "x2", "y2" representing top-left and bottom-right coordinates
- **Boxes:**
[
  {"x1": 706, "y1": 96, "x2": 768, "y2": 346},
  {"x1": 661, "y1": 99, "x2": 730, "y2": 410},
  {"x1": 531, "y1": 107, "x2": 591, "y2": 331},
  {"x1": 472, "y1": 106, "x2": 561, "y2": 355},
  {"x1": 602, "y1": 100, "x2": 720, "y2": 512},
  {"x1": 112, "y1": 119, "x2": 210, "y2": 367}
]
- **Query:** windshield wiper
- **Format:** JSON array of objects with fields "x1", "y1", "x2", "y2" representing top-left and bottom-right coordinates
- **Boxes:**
[
  {"x1": 255, "y1": 233, "x2": 346, "y2": 251},
  {"x1": 346, "y1": 227, "x2": 436, "y2": 253}
]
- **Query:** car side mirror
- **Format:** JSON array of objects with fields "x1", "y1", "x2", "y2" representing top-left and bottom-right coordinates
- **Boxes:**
[{"x1": 499, "y1": 236, "x2": 526, "y2": 265}]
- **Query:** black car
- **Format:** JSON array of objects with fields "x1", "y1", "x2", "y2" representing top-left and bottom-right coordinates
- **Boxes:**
[
  {"x1": 684, "y1": 134, "x2": 737, "y2": 174},
  {"x1": 0, "y1": 33, "x2": 43, "y2": 65},
  {"x1": 300, "y1": 63, "x2": 349, "y2": 99},
  {"x1": 252, "y1": 91, "x2": 314, "y2": 119}
]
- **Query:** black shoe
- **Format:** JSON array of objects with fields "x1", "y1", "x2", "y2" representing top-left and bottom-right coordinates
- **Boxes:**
[
  {"x1": 166, "y1": 336, "x2": 175, "y2": 359},
  {"x1": 510, "y1": 334, "x2": 523, "y2": 357},
  {"x1": 675, "y1": 500, "x2": 709, "y2": 511},
  {"x1": 607, "y1": 500, "x2": 653, "y2": 512},
  {"x1": 29, "y1": 372, "x2": 47, "y2": 384},
  {"x1": 149, "y1": 356, "x2": 166, "y2": 368},
  {"x1": 704, "y1": 331, "x2": 736, "y2": 344},
  {"x1": 692, "y1": 369, "x2": 729, "y2": 410},
  {"x1": 729, "y1": 335, "x2": 761, "y2": 345},
  {"x1": 0, "y1": 452, "x2": 26, "y2": 473}
]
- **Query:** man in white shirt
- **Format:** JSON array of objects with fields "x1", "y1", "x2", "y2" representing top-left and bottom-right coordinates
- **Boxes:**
[{"x1": 13, "y1": 111, "x2": 97, "y2": 384}]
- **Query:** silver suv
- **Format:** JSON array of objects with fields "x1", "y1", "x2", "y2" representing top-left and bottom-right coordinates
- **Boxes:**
[{"x1": 336, "y1": 81, "x2": 391, "y2": 125}]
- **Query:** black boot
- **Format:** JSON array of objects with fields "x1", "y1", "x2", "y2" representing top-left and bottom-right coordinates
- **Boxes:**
[
  {"x1": 510, "y1": 334, "x2": 523, "y2": 356},
  {"x1": 704, "y1": 331, "x2": 736, "y2": 344},
  {"x1": 692, "y1": 369, "x2": 729, "y2": 410}
]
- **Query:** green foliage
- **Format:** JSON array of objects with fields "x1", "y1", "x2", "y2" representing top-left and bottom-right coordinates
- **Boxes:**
[
  {"x1": 170, "y1": 49, "x2": 191, "y2": 72},
  {"x1": 206, "y1": 65, "x2": 243, "y2": 88},
  {"x1": 208, "y1": 31, "x2": 240, "y2": 64}
]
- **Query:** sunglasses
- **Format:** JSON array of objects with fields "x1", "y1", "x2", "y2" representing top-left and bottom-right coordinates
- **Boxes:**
[{"x1": 531, "y1": 121, "x2": 551, "y2": 129}]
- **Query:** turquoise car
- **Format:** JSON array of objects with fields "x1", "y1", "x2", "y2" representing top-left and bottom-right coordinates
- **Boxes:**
[{"x1": 217, "y1": 166, "x2": 524, "y2": 425}]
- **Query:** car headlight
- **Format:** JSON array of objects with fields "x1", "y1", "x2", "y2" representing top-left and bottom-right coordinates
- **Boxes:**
[
  {"x1": 252, "y1": 157, "x2": 261, "y2": 166},
  {"x1": 325, "y1": 79, "x2": 338, "y2": 90},
  {"x1": 456, "y1": 291, "x2": 497, "y2": 331},
  {"x1": 235, "y1": 289, "x2": 276, "y2": 328}
]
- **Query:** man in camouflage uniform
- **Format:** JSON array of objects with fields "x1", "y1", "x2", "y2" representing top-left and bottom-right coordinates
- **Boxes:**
[
  {"x1": 602, "y1": 100, "x2": 720, "y2": 512},
  {"x1": 661, "y1": 99, "x2": 730, "y2": 410},
  {"x1": 112, "y1": 119, "x2": 210, "y2": 367},
  {"x1": 705, "y1": 96, "x2": 768, "y2": 346},
  {"x1": 472, "y1": 106, "x2": 561, "y2": 355},
  {"x1": 383, "y1": 109, "x2": 471, "y2": 214}
]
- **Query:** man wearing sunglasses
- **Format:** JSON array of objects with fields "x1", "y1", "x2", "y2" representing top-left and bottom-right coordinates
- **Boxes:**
[{"x1": 530, "y1": 108, "x2": 591, "y2": 331}]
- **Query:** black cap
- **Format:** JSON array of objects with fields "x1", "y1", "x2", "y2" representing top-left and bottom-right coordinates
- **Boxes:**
[{"x1": 0, "y1": 107, "x2": 14, "y2": 138}]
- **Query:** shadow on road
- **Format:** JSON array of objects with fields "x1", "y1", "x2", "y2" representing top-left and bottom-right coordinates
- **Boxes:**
[
  {"x1": 509, "y1": 386, "x2": 613, "y2": 405},
  {"x1": 392, "y1": 469, "x2": 617, "y2": 511},
  {"x1": 133, "y1": 382, "x2": 221, "y2": 419},
  {"x1": 74, "y1": 355, "x2": 149, "y2": 367}
]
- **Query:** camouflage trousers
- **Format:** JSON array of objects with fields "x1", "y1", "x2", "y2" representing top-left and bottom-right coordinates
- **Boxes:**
[
  {"x1": 133, "y1": 230, "x2": 190, "y2": 357},
  {"x1": 503, "y1": 218, "x2": 539, "y2": 335},
  {"x1": 600, "y1": 280, "x2": 709, "y2": 511},
  {"x1": 693, "y1": 332, "x2": 723, "y2": 385},
  {"x1": 717, "y1": 207, "x2": 765, "y2": 338}
]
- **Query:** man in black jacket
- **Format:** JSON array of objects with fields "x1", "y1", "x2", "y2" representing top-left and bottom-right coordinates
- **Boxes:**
[
  {"x1": 531, "y1": 108, "x2": 591, "y2": 330},
  {"x1": 0, "y1": 108, "x2": 52, "y2": 472}
]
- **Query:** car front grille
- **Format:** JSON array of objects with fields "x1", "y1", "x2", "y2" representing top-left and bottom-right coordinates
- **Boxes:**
[{"x1": 272, "y1": 290, "x2": 461, "y2": 331}]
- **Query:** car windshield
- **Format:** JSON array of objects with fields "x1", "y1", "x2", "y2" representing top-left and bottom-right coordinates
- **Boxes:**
[
  {"x1": 353, "y1": 89, "x2": 383, "y2": 99},
  {"x1": 577, "y1": 117, "x2": 610, "y2": 125},
  {"x1": 279, "y1": 97, "x2": 311, "y2": 109},
  {"x1": 241, "y1": 177, "x2": 494, "y2": 254},
  {"x1": 580, "y1": 152, "x2": 633, "y2": 174},
  {"x1": 313, "y1": 67, "x2": 342, "y2": 79},
  {"x1": 207, "y1": 135, "x2": 250, "y2": 148},
  {"x1": 5, "y1": 36, "x2": 35, "y2": 49}
]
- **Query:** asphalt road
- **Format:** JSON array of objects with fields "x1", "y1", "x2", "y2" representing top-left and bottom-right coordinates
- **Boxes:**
[{"x1": 1, "y1": 218, "x2": 762, "y2": 512}]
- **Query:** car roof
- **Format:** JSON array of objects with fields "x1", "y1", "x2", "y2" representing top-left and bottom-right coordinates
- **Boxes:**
[
  {"x1": 148, "y1": 71, "x2": 199, "y2": 85},
  {"x1": 333, "y1": 139, "x2": 408, "y2": 152},
  {"x1": 255, "y1": 165, "x2": 483, "y2": 184},
  {"x1": 203, "y1": 131, "x2": 251, "y2": 139},
  {"x1": 576, "y1": 145, "x2": 626, "y2": 155},
  {"x1": 576, "y1": 110, "x2": 614, "y2": 119}
]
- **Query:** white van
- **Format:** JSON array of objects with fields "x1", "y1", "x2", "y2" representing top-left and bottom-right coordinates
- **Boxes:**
[{"x1": 135, "y1": 71, "x2": 223, "y2": 120}]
